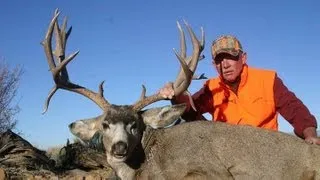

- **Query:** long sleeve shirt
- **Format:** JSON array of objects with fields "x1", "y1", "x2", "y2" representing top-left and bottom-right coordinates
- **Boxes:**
[{"x1": 180, "y1": 75, "x2": 317, "y2": 138}]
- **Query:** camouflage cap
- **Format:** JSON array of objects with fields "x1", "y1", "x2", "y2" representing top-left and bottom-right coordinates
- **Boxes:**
[{"x1": 211, "y1": 35, "x2": 243, "y2": 59}]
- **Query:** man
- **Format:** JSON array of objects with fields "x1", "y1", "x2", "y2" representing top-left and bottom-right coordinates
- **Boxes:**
[{"x1": 160, "y1": 35, "x2": 320, "y2": 144}]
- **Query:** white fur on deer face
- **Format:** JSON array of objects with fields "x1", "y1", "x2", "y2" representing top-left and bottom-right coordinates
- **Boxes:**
[
  {"x1": 69, "y1": 104, "x2": 186, "y2": 163},
  {"x1": 69, "y1": 105, "x2": 145, "y2": 162},
  {"x1": 98, "y1": 106, "x2": 143, "y2": 162},
  {"x1": 102, "y1": 119, "x2": 143, "y2": 162},
  {"x1": 102, "y1": 104, "x2": 186, "y2": 163}
]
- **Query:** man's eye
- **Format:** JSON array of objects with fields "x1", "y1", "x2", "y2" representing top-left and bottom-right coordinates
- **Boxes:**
[{"x1": 214, "y1": 59, "x2": 222, "y2": 65}]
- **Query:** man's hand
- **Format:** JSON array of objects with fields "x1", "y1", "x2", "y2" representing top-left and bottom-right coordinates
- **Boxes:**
[
  {"x1": 159, "y1": 82, "x2": 175, "y2": 99},
  {"x1": 303, "y1": 127, "x2": 320, "y2": 145}
]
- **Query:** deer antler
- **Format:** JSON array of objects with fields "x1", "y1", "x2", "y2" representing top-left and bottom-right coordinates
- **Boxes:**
[
  {"x1": 41, "y1": 9, "x2": 110, "y2": 114},
  {"x1": 132, "y1": 21, "x2": 205, "y2": 111}
]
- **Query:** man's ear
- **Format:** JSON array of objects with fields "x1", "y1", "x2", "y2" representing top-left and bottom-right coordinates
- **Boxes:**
[
  {"x1": 140, "y1": 104, "x2": 187, "y2": 129},
  {"x1": 241, "y1": 52, "x2": 247, "y2": 64}
]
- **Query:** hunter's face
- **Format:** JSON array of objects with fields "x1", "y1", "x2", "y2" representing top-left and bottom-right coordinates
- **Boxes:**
[{"x1": 213, "y1": 52, "x2": 247, "y2": 83}]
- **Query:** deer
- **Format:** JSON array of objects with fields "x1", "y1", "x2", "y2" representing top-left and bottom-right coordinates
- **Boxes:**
[{"x1": 41, "y1": 9, "x2": 320, "y2": 180}]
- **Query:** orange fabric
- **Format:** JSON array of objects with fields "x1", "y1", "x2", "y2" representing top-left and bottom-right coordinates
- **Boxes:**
[{"x1": 205, "y1": 64, "x2": 278, "y2": 130}]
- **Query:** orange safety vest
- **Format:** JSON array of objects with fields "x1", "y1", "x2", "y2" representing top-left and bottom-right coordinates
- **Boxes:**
[{"x1": 205, "y1": 64, "x2": 278, "y2": 130}]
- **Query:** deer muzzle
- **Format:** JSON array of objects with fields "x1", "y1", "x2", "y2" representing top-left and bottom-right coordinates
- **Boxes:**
[{"x1": 111, "y1": 141, "x2": 128, "y2": 159}]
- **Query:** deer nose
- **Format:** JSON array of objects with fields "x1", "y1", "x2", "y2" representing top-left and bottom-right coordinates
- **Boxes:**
[
  {"x1": 111, "y1": 141, "x2": 128, "y2": 157},
  {"x1": 69, "y1": 122, "x2": 75, "y2": 129}
]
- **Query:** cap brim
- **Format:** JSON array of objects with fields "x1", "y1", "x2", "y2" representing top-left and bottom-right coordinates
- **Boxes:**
[{"x1": 215, "y1": 49, "x2": 240, "y2": 58}]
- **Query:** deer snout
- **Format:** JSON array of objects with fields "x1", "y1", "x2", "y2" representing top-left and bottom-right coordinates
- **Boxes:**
[
  {"x1": 111, "y1": 141, "x2": 128, "y2": 158},
  {"x1": 69, "y1": 122, "x2": 75, "y2": 129}
]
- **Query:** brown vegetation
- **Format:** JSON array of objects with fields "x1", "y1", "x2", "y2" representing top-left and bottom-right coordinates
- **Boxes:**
[{"x1": 0, "y1": 130, "x2": 115, "y2": 179}]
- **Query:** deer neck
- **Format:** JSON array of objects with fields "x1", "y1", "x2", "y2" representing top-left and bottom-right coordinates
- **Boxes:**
[{"x1": 111, "y1": 163, "x2": 135, "y2": 180}]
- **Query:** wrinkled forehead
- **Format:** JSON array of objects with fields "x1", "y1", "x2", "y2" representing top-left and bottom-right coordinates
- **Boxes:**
[{"x1": 103, "y1": 105, "x2": 140, "y2": 124}]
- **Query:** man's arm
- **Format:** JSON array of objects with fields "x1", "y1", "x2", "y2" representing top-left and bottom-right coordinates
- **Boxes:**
[
  {"x1": 176, "y1": 85, "x2": 213, "y2": 121},
  {"x1": 274, "y1": 74, "x2": 320, "y2": 144},
  {"x1": 159, "y1": 82, "x2": 213, "y2": 121}
]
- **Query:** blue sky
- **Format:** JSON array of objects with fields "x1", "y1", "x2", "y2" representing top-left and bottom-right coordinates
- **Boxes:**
[{"x1": 1, "y1": 1, "x2": 320, "y2": 149}]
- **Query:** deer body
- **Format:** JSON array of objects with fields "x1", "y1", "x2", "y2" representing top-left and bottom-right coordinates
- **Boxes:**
[{"x1": 108, "y1": 121, "x2": 319, "y2": 179}]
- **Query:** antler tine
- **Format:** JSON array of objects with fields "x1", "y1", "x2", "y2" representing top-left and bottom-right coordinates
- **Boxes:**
[
  {"x1": 42, "y1": 10, "x2": 60, "y2": 72},
  {"x1": 177, "y1": 21, "x2": 186, "y2": 59},
  {"x1": 132, "y1": 21, "x2": 205, "y2": 111},
  {"x1": 173, "y1": 20, "x2": 205, "y2": 94},
  {"x1": 42, "y1": 9, "x2": 110, "y2": 114}
]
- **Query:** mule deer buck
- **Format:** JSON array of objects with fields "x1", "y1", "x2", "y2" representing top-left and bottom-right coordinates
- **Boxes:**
[{"x1": 42, "y1": 9, "x2": 320, "y2": 179}]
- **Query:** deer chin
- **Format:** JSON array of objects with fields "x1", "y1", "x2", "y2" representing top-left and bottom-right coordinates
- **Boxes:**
[
  {"x1": 114, "y1": 153, "x2": 128, "y2": 161},
  {"x1": 108, "y1": 152, "x2": 129, "y2": 163},
  {"x1": 108, "y1": 144, "x2": 136, "y2": 163}
]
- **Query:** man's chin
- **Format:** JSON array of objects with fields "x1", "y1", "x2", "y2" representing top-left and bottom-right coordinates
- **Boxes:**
[
  {"x1": 223, "y1": 78, "x2": 237, "y2": 83},
  {"x1": 222, "y1": 74, "x2": 240, "y2": 84}
]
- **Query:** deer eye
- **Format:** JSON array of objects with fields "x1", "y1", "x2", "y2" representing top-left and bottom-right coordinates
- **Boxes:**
[
  {"x1": 102, "y1": 122, "x2": 110, "y2": 130},
  {"x1": 130, "y1": 122, "x2": 138, "y2": 134}
]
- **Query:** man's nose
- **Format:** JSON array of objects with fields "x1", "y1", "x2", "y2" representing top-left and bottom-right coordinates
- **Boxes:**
[{"x1": 221, "y1": 59, "x2": 229, "y2": 68}]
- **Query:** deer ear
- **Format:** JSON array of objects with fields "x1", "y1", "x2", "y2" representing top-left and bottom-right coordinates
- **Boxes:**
[
  {"x1": 69, "y1": 114, "x2": 105, "y2": 142},
  {"x1": 140, "y1": 104, "x2": 186, "y2": 129}
]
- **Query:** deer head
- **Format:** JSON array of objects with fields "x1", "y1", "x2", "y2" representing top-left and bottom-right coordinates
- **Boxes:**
[{"x1": 42, "y1": 9, "x2": 204, "y2": 163}]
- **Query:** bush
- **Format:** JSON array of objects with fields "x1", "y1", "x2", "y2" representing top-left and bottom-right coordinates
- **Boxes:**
[{"x1": 0, "y1": 60, "x2": 22, "y2": 133}]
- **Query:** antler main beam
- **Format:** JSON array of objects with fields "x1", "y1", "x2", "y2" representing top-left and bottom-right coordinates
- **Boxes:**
[
  {"x1": 41, "y1": 9, "x2": 110, "y2": 114},
  {"x1": 132, "y1": 21, "x2": 205, "y2": 111}
]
